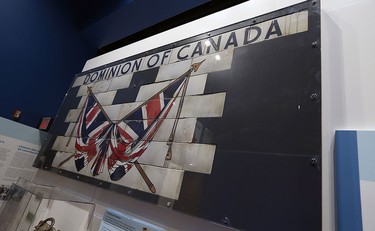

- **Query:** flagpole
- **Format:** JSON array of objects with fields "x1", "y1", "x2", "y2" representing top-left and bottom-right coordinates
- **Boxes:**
[
  {"x1": 166, "y1": 75, "x2": 189, "y2": 160},
  {"x1": 57, "y1": 153, "x2": 75, "y2": 168},
  {"x1": 166, "y1": 59, "x2": 205, "y2": 160},
  {"x1": 134, "y1": 161, "x2": 156, "y2": 193}
]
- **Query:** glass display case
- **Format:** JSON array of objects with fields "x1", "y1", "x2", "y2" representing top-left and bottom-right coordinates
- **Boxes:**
[{"x1": 0, "y1": 178, "x2": 95, "y2": 231}]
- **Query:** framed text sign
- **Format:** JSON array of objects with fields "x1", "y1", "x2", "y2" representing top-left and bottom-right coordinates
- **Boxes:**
[{"x1": 40, "y1": 1, "x2": 321, "y2": 230}]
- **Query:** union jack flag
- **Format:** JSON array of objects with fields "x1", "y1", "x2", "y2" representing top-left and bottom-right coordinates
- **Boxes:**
[{"x1": 74, "y1": 70, "x2": 189, "y2": 181}]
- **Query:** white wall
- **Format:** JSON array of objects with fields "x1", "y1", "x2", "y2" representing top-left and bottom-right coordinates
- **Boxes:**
[
  {"x1": 32, "y1": 0, "x2": 375, "y2": 230},
  {"x1": 322, "y1": 0, "x2": 375, "y2": 230}
]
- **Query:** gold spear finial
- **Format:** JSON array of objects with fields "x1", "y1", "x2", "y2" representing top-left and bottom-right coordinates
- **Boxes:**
[{"x1": 191, "y1": 59, "x2": 206, "y2": 72}]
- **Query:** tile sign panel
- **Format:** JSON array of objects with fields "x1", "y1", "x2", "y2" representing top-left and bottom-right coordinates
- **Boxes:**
[{"x1": 40, "y1": 1, "x2": 321, "y2": 230}]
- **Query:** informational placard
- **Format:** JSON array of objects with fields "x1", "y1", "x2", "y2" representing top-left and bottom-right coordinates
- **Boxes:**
[
  {"x1": 0, "y1": 134, "x2": 39, "y2": 186},
  {"x1": 0, "y1": 117, "x2": 46, "y2": 206},
  {"x1": 99, "y1": 208, "x2": 165, "y2": 231}
]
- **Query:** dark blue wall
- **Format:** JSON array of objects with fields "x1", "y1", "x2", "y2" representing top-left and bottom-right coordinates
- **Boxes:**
[
  {"x1": 0, "y1": 1, "x2": 95, "y2": 127},
  {"x1": 80, "y1": 0, "x2": 211, "y2": 48},
  {"x1": 0, "y1": 0, "x2": 210, "y2": 128}
]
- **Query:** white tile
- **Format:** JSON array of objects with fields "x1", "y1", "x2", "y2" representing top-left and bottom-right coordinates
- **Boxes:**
[
  {"x1": 73, "y1": 91, "x2": 117, "y2": 110},
  {"x1": 280, "y1": 10, "x2": 308, "y2": 36},
  {"x1": 137, "y1": 141, "x2": 168, "y2": 166},
  {"x1": 170, "y1": 42, "x2": 202, "y2": 63},
  {"x1": 138, "y1": 165, "x2": 184, "y2": 200},
  {"x1": 95, "y1": 91, "x2": 117, "y2": 106},
  {"x1": 108, "y1": 73, "x2": 133, "y2": 91},
  {"x1": 181, "y1": 92, "x2": 226, "y2": 118},
  {"x1": 136, "y1": 74, "x2": 207, "y2": 102},
  {"x1": 64, "y1": 123, "x2": 78, "y2": 138},
  {"x1": 52, "y1": 151, "x2": 80, "y2": 173},
  {"x1": 186, "y1": 74, "x2": 207, "y2": 95},
  {"x1": 122, "y1": 58, "x2": 144, "y2": 74},
  {"x1": 54, "y1": 137, "x2": 112, "y2": 156},
  {"x1": 153, "y1": 118, "x2": 196, "y2": 143},
  {"x1": 102, "y1": 104, "x2": 122, "y2": 121},
  {"x1": 140, "y1": 50, "x2": 173, "y2": 71},
  {"x1": 65, "y1": 108, "x2": 80, "y2": 123},
  {"x1": 77, "y1": 83, "x2": 94, "y2": 97},
  {"x1": 112, "y1": 166, "x2": 142, "y2": 189},
  {"x1": 204, "y1": 35, "x2": 224, "y2": 55},
  {"x1": 165, "y1": 143, "x2": 216, "y2": 174},
  {"x1": 185, "y1": 74, "x2": 207, "y2": 96},
  {"x1": 136, "y1": 80, "x2": 173, "y2": 102},
  {"x1": 116, "y1": 101, "x2": 143, "y2": 120},
  {"x1": 92, "y1": 80, "x2": 111, "y2": 94},
  {"x1": 297, "y1": 10, "x2": 308, "y2": 33},
  {"x1": 218, "y1": 29, "x2": 244, "y2": 52},
  {"x1": 191, "y1": 49, "x2": 233, "y2": 75},
  {"x1": 137, "y1": 141, "x2": 216, "y2": 174},
  {"x1": 72, "y1": 75, "x2": 87, "y2": 88},
  {"x1": 177, "y1": 75, "x2": 209, "y2": 99},
  {"x1": 164, "y1": 92, "x2": 226, "y2": 119},
  {"x1": 155, "y1": 59, "x2": 192, "y2": 82},
  {"x1": 52, "y1": 136, "x2": 76, "y2": 153},
  {"x1": 257, "y1": 19, "x2": 272, "y2": 41}
]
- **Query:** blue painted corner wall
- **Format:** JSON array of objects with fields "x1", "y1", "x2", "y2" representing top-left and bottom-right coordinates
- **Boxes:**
[{"x1": 335, "y1": 131, "x2": 363, "y2": 231}]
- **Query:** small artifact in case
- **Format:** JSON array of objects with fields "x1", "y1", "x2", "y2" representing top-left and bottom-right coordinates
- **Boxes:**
[{"x1": 34, "y1": 217, "x2": 58, "y2": 231}]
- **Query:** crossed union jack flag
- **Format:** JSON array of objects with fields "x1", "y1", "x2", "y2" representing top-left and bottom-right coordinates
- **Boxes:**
[{"x1": 73, "y1": 60, "x2": 204, "y2": 189}]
